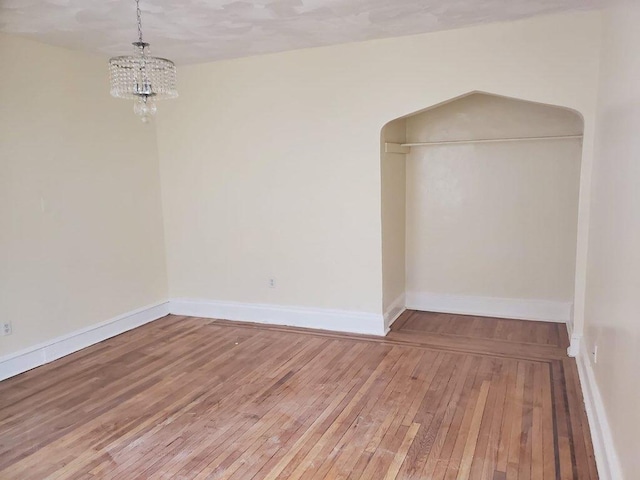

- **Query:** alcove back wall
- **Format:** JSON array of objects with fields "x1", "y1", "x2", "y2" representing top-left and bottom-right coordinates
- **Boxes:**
[{"x1": 404, "y1": 94, "x2": 583, "y2": 320}]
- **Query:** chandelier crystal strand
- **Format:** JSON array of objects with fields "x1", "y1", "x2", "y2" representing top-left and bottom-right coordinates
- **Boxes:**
[{"x1": 108, "y1": 0, "x2": 177, "y2": 122}]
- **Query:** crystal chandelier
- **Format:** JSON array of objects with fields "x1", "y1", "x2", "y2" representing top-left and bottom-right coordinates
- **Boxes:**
[{"x1": 108, "y1": 0, "x2": 177, "y2": 122}]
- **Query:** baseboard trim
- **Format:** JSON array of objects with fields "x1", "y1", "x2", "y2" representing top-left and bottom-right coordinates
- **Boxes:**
[
  {"x1": 170, "y1": 298, "x2": 386, "y2": 337},
  {"x1": 576, "y1": 340, "x2": 624, "y2": 480},
  {"x1": 383, "y1": 294, "x2": 406, "y2": 333},
  {"x1": 0, "y1": 301, "x2": 170, "y2": 381},
  {"x1": 567, "y1": 333, "x2": 582, "y2": 357},
  {"x1": 405, "y1": 292, "x2": 572, "y2": 323}
]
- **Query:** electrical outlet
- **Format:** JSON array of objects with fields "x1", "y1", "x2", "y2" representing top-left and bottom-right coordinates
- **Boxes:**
[
  {"x1": 2, "y1": 321, "x2": 12, "y2": 336},
  {"x1": 268, "y1": 278, "x2": 276, "y2": 288},
  {"x1": 592, "y1": 344, "x2": 598, "y2": 364}
]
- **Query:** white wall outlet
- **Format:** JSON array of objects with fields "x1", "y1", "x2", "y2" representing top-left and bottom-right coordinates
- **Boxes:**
[
  {"x1": 592, "y1": 344, "x2": 598, "y2": 364},
  {"x1": 268, "y1": 277, "x2": 276, "y2": 288},
  {"x1": 2, "y1": 321, "x2": 12, "y2": 336}
]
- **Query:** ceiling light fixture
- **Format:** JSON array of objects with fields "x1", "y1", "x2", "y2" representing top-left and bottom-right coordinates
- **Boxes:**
[{"x1": 108, "y1": 0, "x2": 177, "y2": 122}]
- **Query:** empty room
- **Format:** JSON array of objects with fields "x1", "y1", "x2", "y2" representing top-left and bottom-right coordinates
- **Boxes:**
[{"x1": 0, "y1": 0, "x2": 638, "y2": 479}]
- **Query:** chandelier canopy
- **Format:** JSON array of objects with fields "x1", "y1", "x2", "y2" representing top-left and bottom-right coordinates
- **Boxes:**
[{"x1": 108, "y1": 0, "x2": 177, "y2": 122}]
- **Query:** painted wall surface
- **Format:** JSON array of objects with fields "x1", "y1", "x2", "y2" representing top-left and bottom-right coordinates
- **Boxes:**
[
  {"x1": 583, "y1": 4, "x2": 640, "y2": 478},
  {"x1": 0, "y1": 34, "x2": 168, "y2": 356},
  {"x1": 405, "y1": 94, "x2": 582, "y2": 303},
  {"x1": 156, "y1": 12, "x2": 602, "y2": 321},
  {"x1": 381, "y1": 119, "x2": 406, "y2": 315}
]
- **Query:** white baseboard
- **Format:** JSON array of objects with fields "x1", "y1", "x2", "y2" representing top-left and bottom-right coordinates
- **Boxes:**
[
  {"x1": 576, "y1": 340, "x2": 624, "y2": 480},
  {"x1": 383, "y1": 294, "x2": 406, "y2": 332},
  {"x1": 405, "y1": 292, "x2": 572, "y2": 323},
  {"x1": 567, "y1": 334, "x2": 582, "y2": 357},
  {"x1": 0, "y1": 301, "x2": 170, "y2": 382},
  {"x1": 170, "y1": 298, "x2": 386, "y2": 337},
  {"x1": 564, "y1": 319, "x2": 582, "y2": 357}
]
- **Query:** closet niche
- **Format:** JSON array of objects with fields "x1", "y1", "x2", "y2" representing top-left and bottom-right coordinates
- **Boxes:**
[{"x1": 381, "y1": 92, "x2": 584, "y2": 326}]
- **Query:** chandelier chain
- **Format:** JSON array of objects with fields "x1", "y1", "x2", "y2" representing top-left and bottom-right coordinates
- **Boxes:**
[{"x1": 136, "y1": 0, "x2": 144, "y2": 44}]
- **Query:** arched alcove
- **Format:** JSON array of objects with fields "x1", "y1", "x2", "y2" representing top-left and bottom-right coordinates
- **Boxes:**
[{"x1": 381, "y1": 92, "x2": 584, "y2": 329}]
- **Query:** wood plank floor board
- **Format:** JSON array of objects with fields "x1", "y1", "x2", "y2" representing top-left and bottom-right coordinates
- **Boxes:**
[
  {"x1": 439, "y1": 358, "x2": 493, "y2": 480},
  {"x1": 235, "y1": 346, "x2": 400, "y2": 478},
  {"x1": 313, "y1": 350, "x2": 427, "y2": 480},
  {"x1": 530, "y1": 363, "x2": 545, "y2": 480},
  {"x1": 106, "y1": 336, "x2": 343, "y2": 479},
  {"x1": 178, "y1": 342, "x2": 363, "y2": 479},
  {"x1": 455, "y1": 379, "x2": 491, "y2": 480},
  {"x1": 465, "y1": 360, "x2": 501, "y2": 479},
  {"x1": 413, "y1": 356, "x2": 480, "y2": 480},
  {"x1": 0, "y1": 311, "x2": 598, "y2": 479},
  {"x1": 0, "y1": 316, "x2": 203, "y2": 409},
  {"x1": 42, "y1": 328, "x2": 317, "y2": 479},
  {"x1": 517, "y1": 363, "x2": 534, "y2": 480},
  {"x1": 541, "y1": 364, "x2": 557, "y2": 480},
  {"x1": 266, "y1": 345, "x2": 397, "y2": 480},
  {"x1": 283, "y1": 347, "x2": 407, "y2": 480},
  {"x1": 9, "y1": 329, "x2": 280, "y2": 478},
  {"x1": 350, "y1": 354, "x2": 451, "y2": 480},
  {"x1": 478, "y1": 360, "x2": 509, "y2": 480},
  {"x1": 352, "y1": 352, "x2": 446, "y2": 480}
]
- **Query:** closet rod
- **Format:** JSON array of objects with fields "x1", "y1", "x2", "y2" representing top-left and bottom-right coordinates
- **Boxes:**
[{"x1": 401, "y1": 134, "x2": 583, "y2": 147}]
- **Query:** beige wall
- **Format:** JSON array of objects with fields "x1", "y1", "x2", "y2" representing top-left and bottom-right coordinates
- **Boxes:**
[
  {"x1": 0, "y1": 12, "x2": 604, "y2": 352},
  {"x1": 381, "y1": 119, "x2": 406, "y2": 319},
  {"x1": 156, "y1": 12, "x2": 602, "y2": 322},
  {"x1": 405, "y1": 94, "x2": 582, "y2": 303},
  {"x1": 583, "y1": 4, "x2": 640, "y2": 478},
  {"x1": 0, "y1": 34, "x2": 168, "y2": 356}
]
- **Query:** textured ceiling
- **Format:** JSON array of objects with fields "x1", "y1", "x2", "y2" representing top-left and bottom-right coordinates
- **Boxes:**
[{"x1": 0, "y1": 0, "x2": 610, "y2": 64}]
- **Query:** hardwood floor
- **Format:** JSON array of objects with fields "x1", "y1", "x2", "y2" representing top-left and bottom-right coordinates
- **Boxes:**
[
  {"x1": 0, "y1": 312, "x2": 597, "y2": 479},
  {"x1": 391, "y1": 310, "x2": 567, "y2": 346}
]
